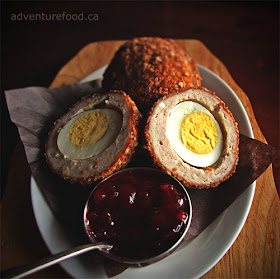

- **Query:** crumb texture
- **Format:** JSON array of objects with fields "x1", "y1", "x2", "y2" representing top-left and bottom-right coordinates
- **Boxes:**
[{"x1": 103, "y1": 37, "x2": 201, "y2": 112}]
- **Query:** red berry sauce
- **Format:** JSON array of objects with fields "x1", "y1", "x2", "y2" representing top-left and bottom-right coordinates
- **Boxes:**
[{"x1": 85, "y1": 168, "x2": 190, "y2": 261}]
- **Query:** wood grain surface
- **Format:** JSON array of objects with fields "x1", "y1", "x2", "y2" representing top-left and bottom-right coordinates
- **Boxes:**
[{"x1": 1, "y1": 39, "x2": 279, "y2": 278}]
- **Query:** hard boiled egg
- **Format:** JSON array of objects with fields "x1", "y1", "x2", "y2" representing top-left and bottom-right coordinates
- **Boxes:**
[
  {"x1": 166, "y1": 101, "x2": 223, "y2": 167},
  {"x1": 57, "y1": 109, "x2": 122, "y2": 160}
]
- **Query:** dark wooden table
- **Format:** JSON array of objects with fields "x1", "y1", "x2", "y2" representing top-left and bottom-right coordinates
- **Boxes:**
[{"x1": 1, "y1": 1, "x2": 279, "y2": 278}]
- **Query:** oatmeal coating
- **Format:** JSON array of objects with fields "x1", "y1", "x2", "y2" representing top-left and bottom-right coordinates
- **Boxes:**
[{"x1": 102, "y1": 37, "x2": 201, "y2": 113}]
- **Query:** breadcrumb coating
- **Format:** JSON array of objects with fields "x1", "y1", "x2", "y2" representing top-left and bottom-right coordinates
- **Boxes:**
[{"x1": 103, "y1": 37, "x2": 201, "y2": 113}]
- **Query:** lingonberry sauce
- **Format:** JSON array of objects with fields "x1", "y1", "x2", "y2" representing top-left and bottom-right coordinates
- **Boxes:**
[{"x1": 85, "y1": 168, "x2": 189, "y2": 261}]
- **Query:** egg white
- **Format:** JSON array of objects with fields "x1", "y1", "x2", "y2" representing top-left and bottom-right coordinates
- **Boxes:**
[
  {"x1": 57, "y1": 109, "x2": 122, "y2": 160},
  {"x1": 166, "y1": 101, "x2": 223, "y2": 167}
]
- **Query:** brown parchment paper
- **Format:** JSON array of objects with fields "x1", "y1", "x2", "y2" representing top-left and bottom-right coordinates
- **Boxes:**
[{"x1": 5, "y1": 80, "x2": 278, "y2": 277}]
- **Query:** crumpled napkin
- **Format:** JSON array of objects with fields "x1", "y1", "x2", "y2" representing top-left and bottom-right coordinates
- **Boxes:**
[{"x1": 5, "y1": 80, "x2": 278, "y2": 277}]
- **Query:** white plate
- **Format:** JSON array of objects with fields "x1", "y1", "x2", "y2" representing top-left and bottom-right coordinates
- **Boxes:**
[{"x1": 31, "y1": 65, "x2": 255, "y2": 278}]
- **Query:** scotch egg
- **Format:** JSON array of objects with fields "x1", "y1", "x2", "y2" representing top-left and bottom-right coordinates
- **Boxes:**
[
  {"x1": 102, "y1": 37, "x2": 201, "y2": 114},
  {"x1": 45, "y1": 90, "x2": 141, "y2": 184},
  {"x1": 145, "y1": 87, "x2": 239, "y2": 189}
]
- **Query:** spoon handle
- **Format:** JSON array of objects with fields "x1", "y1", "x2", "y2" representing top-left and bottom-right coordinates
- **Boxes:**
[{"x1": 1, "y1": 242, "x2": 112, "y2": 279}]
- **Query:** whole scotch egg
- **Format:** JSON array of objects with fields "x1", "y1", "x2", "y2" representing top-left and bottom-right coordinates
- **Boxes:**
[
  {"x1": 45, "y1": 90, "x2": 141, "y2": 184},
  {"x1": 102, "y1": 37, "x2": 201, "y2": 113},
  {"x1": 145, "y1": 87, "x2": 239, "y2": 189}
]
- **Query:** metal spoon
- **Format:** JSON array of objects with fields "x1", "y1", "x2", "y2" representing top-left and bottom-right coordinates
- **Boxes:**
[
  {"x1": 1, "y1": 168, "x2": 192, "y2": 278},
  {"x1": 1, "y1": 243, "x2": 112, "y2": 279}
]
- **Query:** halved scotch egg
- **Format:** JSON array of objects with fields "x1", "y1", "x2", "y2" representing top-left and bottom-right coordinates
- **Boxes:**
[
  {"x1": 145, "y1": 87, "x2": 239, "y2": 189},
  {"x1": 45, "y1": 90, "x2": 141, "y2": 184}
]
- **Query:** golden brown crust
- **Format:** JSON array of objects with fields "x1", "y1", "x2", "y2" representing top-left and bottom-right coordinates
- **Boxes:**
[
  {"x1": 144, "y1": 87, "x2": 239, "y2": 189},
  {"x1": 86, "y1": 92, "x2": 141, "y2": 183},
  {"x1": 45, "y1": 90, "x2": 141, "y2": 185},
  {"x1": 102, "y1": 37, "x2": 201, "y2": 113}
]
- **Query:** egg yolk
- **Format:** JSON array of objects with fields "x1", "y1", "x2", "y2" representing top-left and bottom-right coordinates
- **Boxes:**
[
  {"x1": 69, "y1": 111, "x2": 109, "y2": 147},
  {"x1": 180, "y1": 111, "x2": 218, "y2": 154}
]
